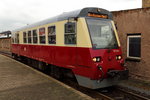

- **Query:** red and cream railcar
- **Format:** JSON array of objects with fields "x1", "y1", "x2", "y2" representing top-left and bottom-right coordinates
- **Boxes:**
[{"x1": 11, "y1": 7, "x2": 128, "y2": 89}]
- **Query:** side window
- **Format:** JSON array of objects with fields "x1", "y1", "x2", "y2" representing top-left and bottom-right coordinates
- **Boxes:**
[
  {"x1": 64, "y1": 22, "x2": 76, "y2": 44},
  {"x1": 11, "y1": 38, "x2": 14, "y2": 44},
  {"x1": 127, "y1": 34, "x2": 141, "y2": 60},
  {"x1": 28, "y1": 31, "x2": 32, "y2": 43},
  {"x1": 33, "y1": 30, "x2": 37, "y2": 43},
  {"x1": 15, "y1": 33, "x2": 17, "y2": 43},
  {"x1": 39, "y1": 28, "x2": 45, "y2": 44},
  {"x1": 16, "y1": 33, "x2": 19, "y2": 43},
  {"x1": 23, "y1": 32, "x2": 27, "y2": 43},
  {"x1": 11, "y1": 34, "x2": 15, "y2": 44},
  {"x1": 48, "y1": 26, "x2": 56, "y2": 44},
  {"x1": 15, "y1": 33, "x2": 19, "y2": 44}
]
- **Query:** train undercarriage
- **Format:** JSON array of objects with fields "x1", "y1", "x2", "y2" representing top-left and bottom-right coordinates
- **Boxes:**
[{"x1": 12, "y1": 53, "x2": 76, "y2": 81}]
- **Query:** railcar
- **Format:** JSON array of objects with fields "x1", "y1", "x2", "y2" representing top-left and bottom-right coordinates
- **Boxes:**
[{"x1": 11, "y1": 7, "x2": 128, "y2": 89}]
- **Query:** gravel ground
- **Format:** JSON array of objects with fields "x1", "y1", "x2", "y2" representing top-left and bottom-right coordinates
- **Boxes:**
[{"x1": 118, "y1": 78, "x2": 150, "y2": 96}]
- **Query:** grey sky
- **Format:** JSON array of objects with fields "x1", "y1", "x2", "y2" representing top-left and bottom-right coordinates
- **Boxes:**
[{"x1": 0, "y1": 0, "x2": 142, "y2": 32}]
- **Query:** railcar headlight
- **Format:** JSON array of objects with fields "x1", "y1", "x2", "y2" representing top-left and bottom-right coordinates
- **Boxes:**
[
  {"x1": 116, "y1": 55, "x2": 122, "y2": 60},
  {"x1": 92, "y1": 57, "x2": 101, "y2": 62}
]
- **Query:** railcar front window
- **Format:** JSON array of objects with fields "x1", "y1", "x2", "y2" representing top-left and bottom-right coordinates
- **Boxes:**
[{"x1": 87, "y1": 19, "x2": 118, "y2": 49}]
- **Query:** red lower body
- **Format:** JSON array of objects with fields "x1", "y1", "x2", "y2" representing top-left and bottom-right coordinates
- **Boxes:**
[{"x1": 12, "y1": 44, "x2": 125, "y2": 80}]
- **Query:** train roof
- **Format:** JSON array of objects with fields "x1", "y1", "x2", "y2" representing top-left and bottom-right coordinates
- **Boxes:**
[{"x1": 13, "y1": 7, "x2": 112, "y2": 32}]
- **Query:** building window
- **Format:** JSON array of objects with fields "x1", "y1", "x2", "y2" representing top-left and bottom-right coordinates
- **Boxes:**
[
  {"x1": 33, "y1": 30, "x2": 37, "y2": 43},
  {"x1": 23, "y1": 32, "x2": 27, "y2": 43},
  {"x1": 39, "y1": 28, "x2": 45, "y2": 44},
  {"x1": 64, "y1": 22, "x2": 76, "y2": 44},
  {"x1": 48, "y1": 26, "x2": 56, "y2": 44},
  {"x1": 28, "y1": 31, "x2": 32, "y2": 43},
  {"x1": 127, "y1": 34, "x2": 141, "y2": 60}
]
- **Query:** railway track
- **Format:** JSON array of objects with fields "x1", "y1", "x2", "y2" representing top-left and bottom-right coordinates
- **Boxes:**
[
  {"x1": 0, "y1": 52, "x2": 149, "y2": 100},
  {"x1": 63, "y1": 79, "x2": 150, "y2": 100},
  {"x1": 0, "y1": 51, "x2": 12, "y2": 58},
  {"x1": 116, "y1": 88, "x2": 150, "y2": 100},
  {"x1": 97, "y1": 87, "x2": 150, "y2": 100}
]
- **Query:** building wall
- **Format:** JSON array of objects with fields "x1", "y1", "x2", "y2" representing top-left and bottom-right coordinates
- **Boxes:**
[
  {"x1": 112, "y1": 8, "x2": 150, "y2": 81},
  {"x1": 143, "y1": 0, "x2": 150, "y2": 8},
  {"x1": 0, "y1": 38, "x2": 11, "y2": 52}
]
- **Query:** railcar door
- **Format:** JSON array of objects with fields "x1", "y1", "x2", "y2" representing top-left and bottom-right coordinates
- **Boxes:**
[
  {"x1": 63, "y1": 22, "x2": 77, "y2": 68},
  {"x1": 55, "y1": 21, "x2": 77, "y2": 69}
]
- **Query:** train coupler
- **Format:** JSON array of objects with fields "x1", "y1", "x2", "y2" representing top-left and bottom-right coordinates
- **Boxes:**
[{"x1": 107, "y1": 69, "x2": 129, "y2": 80}]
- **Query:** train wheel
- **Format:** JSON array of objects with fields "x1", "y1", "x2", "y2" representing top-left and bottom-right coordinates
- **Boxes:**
[
  {"x1": 37, "y1": 61, "x2": 46, "y2": 71},
  {"x1": 12, "y1": 53, "x2": 15, "y2": 59},
  {"x1": 12, "y1": 53, "x2": 18, "y2": 60},
  {"x1": 31, "y1": 59, "x2": 38, "y2": 69}
]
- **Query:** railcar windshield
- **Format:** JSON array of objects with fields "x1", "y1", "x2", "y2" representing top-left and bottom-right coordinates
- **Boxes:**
[{"x1": 86, "y1": 18, "x2": 118, "y2": 49}]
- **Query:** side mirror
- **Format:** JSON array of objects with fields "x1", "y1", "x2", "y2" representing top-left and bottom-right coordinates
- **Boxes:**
[{"x1": 65, "y1": 22, "x2": 76, "y2": 33}]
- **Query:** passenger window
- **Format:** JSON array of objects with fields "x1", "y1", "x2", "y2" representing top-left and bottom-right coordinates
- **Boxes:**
[
  {"x1": 12, "y1": 38, "x2": 15, "y2": 44},
  {"x1": 39, "y1": 28, "x2": 45, "y2": 44},
  {"x1": 14, "y1": 34, "x2": 16, "y2": 43},
  {"x1": 16, "y1": 33, "x2": 19, "y2": 43},
  {"x1": 23, "y1": 32, "x2": 27, "y2": 43},
  {"x1": 48, "y1": 26, "x2": 56, "y2": 44},
  {"x1": 15, "y1": 33, "x2": 19, "y2": 44},
  {"x1": 64, "y1": 22, "x2": 76, "y2": 44},
  {"x1": 28, "y1": 31, "x2": 32, "y2": 43},
  {"x1": 33, "y1": 30, "x2": 37, "y2": 43}
]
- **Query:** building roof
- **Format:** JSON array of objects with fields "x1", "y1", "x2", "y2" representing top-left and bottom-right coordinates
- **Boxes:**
[
  {"x1": 0, "y1": 31, "x2": 11, "y2": 34},
  {"x1": 0, "y1": 31, "x2": 11, "y2": 38}
]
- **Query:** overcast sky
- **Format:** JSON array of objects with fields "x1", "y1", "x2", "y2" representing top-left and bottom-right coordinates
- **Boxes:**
[{"x1": 0, "y1": 0, "x2": 142, "y2": 32}]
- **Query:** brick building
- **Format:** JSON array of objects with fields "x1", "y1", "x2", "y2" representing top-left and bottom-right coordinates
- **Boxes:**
[
  {"x1": 112, "y1": 7, "x2": 150, "y2": 82},
  {"x1": 143, "y1": 0, "x2": 150, "y2": 8},
  {"x1": 0, "y1": 31, "x2": 11, "y2": 52}
]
